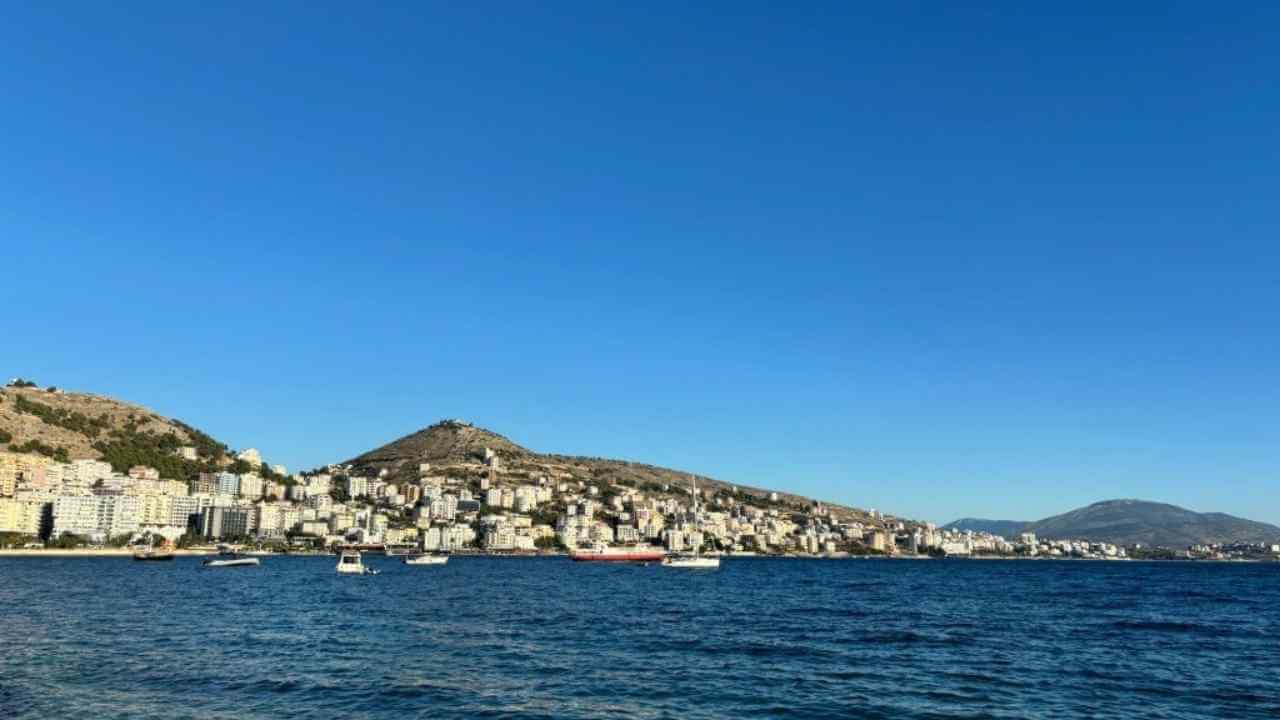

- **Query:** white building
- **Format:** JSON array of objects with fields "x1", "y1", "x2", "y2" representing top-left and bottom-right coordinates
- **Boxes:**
[
  {"x1": 345, "y1": 476, "x2": 369, "y2": 498},
  {"x1": 238, "y1": 473, "x2": 263, "y2": 499},
  {"x1": 215, "y1": 472, "x2": 239, "y2": 496},
  {"x1": 236, "y1": 448, "x2": 263, "y2": 466}
]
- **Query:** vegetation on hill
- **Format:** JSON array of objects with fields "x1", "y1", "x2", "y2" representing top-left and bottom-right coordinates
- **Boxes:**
[
  {"x1": 2, "y1": 385, "x2": 235, "y2": 481},
  {"x1": 14, "y1": 394, "x2": 111, "y2": 438},
  {"x1": 8, "y1": 439, "x2": 70, "y2": 463}
]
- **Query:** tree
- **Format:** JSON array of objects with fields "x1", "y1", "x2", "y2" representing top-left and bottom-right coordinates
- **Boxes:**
[
  {"x1": 534, "y1": 536, "x2": 564, "y2": 551},
  {"x1": 48, "y1": 533, "x2": 86, "y2": 549}
]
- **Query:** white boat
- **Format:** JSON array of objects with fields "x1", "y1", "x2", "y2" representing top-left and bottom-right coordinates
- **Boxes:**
[
  {"x1": 202, "y1": 557, "x2": 260, "y2": 568},
  {"x1": 403, "y1": 554, "x2": 449, "y2": 566},
  {"x1": 662, "y1": 554, "x2": 721, "y2": 569},
  {"x1": 663, "y1": 476, "x2": 720, "y2": 570},
  {"x1": 336, "y1": 549, "x2": 370, "y2": 574}
]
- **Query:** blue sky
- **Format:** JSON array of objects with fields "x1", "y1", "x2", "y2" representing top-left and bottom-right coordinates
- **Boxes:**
[{"x1": 3, "y1": 2, "x2": 1278, "y2": 525}]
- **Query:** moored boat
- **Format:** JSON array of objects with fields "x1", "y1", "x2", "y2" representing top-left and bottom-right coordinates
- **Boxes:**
[
  {"x1": 661, "y1": 476, "x2": 721, "y2": 570},
  {"x1": 133, "y1": 537, "x2": 176, "y2": 561},
  {"x1": 132, "y1": 549, "x2": 175, "y2": 561},
  {"x1": 662, "y1": 554, "x2": 720, "y2": 569},
  {"x1": 403, "y1": 554, "x2": 449, "y2": 565},
  {"x1": 336, "y1": 549, "x2": 377, "y2": 574}
]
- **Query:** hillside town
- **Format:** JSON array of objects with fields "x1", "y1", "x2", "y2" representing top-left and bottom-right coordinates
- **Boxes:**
[
  {"x1": 3, "y1": 383, "x2": 1278, "y2": 561},
  {"x1": 0, "y1": 444, "x2": 920, "y2": 555},
  {"x1": 5, "y1": 444, "x2": 1275, "y2": 561}
]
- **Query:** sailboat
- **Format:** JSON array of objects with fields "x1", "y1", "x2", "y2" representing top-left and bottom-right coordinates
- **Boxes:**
[{"x1": 663, "y1": 476, "x2": 721, "y2": 569}]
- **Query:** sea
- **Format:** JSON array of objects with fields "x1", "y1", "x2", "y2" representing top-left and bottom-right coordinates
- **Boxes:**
[{"x1": 1, "y1": 556, "x2": 1277, "y2": 719}]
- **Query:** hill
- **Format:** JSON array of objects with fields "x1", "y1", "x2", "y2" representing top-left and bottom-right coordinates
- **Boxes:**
[
  {"x1": 343, "y1": 420, "x2": 875, "y2": 521},
  {"x1": 942, "y1": 518, "x2": 1028, "y2": 539},
  {"x1": 0, "y1": 381, "x2": 233, "y2": 478},
  {"x1": 1024, "y1": 499, "x2": 1280, "y2": 547}
]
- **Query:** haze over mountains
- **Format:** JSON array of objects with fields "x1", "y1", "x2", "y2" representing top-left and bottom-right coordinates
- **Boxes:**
[{"x1": 946, "y1": 499, "x2": 1280, "y2": 547}]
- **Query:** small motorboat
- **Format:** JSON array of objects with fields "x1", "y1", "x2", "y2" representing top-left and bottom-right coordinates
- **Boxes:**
[
  {"x1": 132, "y1": 549, "x2": 175, "y2": 561},
  {"x1": 337, "y1": 549, "x2": 376, "y2": 575},
  {"x1": 402, "y1": 554, "x2": 449, "y2": 566},
  {"x1": 202, "y1": 557, "x2": 260, "y2": 568},
  {"x1": 662, "y1": 554, "x2": 721, "y2": 569}
]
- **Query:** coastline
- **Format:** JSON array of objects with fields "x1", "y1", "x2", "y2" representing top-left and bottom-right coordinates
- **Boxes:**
[{"x1": 0, "y1": 548, "x2": 217, "y2": 557}]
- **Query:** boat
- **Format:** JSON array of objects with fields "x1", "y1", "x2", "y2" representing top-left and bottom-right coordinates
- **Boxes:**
[
  {"x1": 570, "y1": 543, "x2": 666, "y2": 563},
  {"x1": 336, "y1": 549, "x2": 377, "y2": 575},
  {"x1": 132, "y1": 538, "x2": 175, "y2": 561},
  {"x1": 663, "y1": 554, "x2": 720, "y2": 569},
  {"x1": 403, "y1": 554, "x2": 449, "y2": 566},
  {"x1": 202, "y1": 557, "x2": 260, "y2": 568},
  {"x1": 132, "y1": 549, "x2": 175, "y2": 561},
  {"x1": 662, "y1": 476, "x2": 721, "y2": 570}
]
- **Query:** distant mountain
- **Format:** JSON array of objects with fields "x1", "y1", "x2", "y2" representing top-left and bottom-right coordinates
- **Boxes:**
[
  {"x1": 343, "y1": 420, "x2": 873, "y2": 520},
  {"x1": 942, "y1": 518, "x2": 1029, "y2": 539},
  {"x1": 1025, "y1": 499, "x2": 1280, "y2": 547}
]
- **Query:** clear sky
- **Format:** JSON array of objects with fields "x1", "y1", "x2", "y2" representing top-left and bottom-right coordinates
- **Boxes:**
[{"x1": 3, "y1": 3, "x2": 1277, "y2": 526}]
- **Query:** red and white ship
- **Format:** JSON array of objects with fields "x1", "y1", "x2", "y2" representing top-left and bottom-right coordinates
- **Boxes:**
[{"x1": 570, "y1": 543, "x2": 666, "y2": 562}]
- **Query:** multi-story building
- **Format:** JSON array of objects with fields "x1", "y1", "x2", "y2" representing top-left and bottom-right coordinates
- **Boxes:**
[
  {"x1": 238, "y1": 473, "x2": 263, "y2": 499},
  {"x1": 0, "y1": 497, "x2": 47, "y2": 535},
  {"x1": 128, "y1": 466, "x2": 160, "y2": 480},
  {"x1": 50, "y1": 495, "x2": 141, "y2": 541},
  {"x1": 199, "y1": 507, "x2": 251, "y2": 539},
  {"x1": 66, "y1": 459, "x2": 114, "y2": 487},
  {"x1": 484, "y1": 488, "x2": 502, "y2": 508},
  {"x1": 345, "y1": 476, "x2": 368, "y2": 498},
  {"x1": 189, "y1": 473, "x2": 218, "y2": 496},
  {"x1": 169, "y1": 495, "x2": 203, "y2": 529},
  {"x1": 215, "y1": 472, "x2": 239, "y2": 496}
]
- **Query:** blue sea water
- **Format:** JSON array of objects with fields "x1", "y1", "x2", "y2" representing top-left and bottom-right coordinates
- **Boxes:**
[{"x1": 1, "y1": 556, "x2": 1277, "y2": 719}]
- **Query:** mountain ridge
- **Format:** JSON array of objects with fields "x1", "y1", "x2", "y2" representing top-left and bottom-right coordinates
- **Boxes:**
[
  {"x1": 342, "y1": 419, "x2": 874, "y2": 521},
  {"x1": 942, "y1": 518, "x2": 1029, "y2": 539},
  {"x1": 947, "y1": 499, "x2": 1280, "y2": 547}
]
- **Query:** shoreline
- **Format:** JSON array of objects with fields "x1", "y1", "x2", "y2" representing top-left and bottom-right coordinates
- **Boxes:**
[
  {"x1": 0, "y1": 548, "x2": 217, "y2": 557},
  {"x1": 0, "y1": 549, "x2": 1273, "y2": 562}
]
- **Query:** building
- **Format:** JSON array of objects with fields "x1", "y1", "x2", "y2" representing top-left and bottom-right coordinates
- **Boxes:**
[
  {"x1": 215, "y1": 472, "x2": 239, "y2": 496},
  {"x1": 238, "y1": 473, "x2": 263, "y2": 499},
  {"x1": 345, "y1": 476, "x2": 368, "y2": 498},
  {"x1": 50, "y1": 495, "x2": 142, "y2": 541},
  {"x1": 169, "y1": 496, "x2": 203, "y2": 529},
  {"x1": 189, "y1": 473, "x2": 218, "y2": 496},
  {"x1": 0, "y1": 497, "x2": 47, "y2": 536},
  {"x1": 236, "y1": 448, "x2": 263, "y2": 466},
  {"x1": 199, "y1": 507, "x2": 251, "y2": 539}
]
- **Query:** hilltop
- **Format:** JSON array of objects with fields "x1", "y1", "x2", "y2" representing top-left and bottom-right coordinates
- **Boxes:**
[
  {"x1": 0, "y1": 380, "x2": 233, "y2": 478},
  {"x1": 949, "y1": 500, "x2": 1280, "y2": 547},
  {"x1": 343, "y1": 420, "x2": 876, "y2": 522}
]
